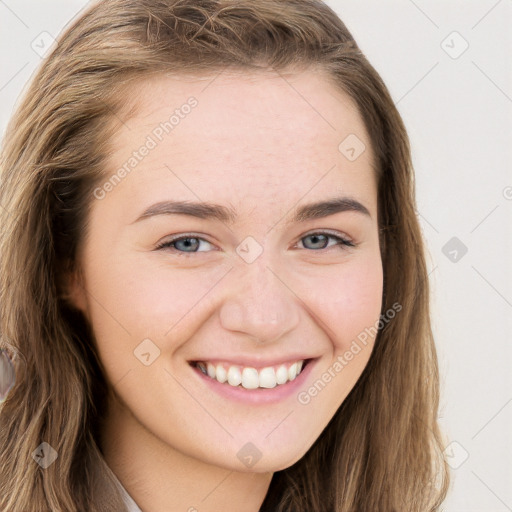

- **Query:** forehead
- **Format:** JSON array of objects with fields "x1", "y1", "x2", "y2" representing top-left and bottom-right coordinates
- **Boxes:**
[{"x1": 105, "y1": 68, "x2": 377, "y2": 220}]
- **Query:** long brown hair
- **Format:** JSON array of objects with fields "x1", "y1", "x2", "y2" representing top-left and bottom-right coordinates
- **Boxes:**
[{"x1": 0, "y1": 0, "x2": 449, "y2": 510}]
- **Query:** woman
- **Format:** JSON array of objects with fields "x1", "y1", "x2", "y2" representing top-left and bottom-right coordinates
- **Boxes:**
[{"x1": 0, "y1": 0, "x2": 449, "y2": 510}]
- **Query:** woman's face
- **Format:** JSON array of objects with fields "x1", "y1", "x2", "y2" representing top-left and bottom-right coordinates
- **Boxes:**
[{"x1": 70, "y1": 69, "x2": 383, "y2": 472}]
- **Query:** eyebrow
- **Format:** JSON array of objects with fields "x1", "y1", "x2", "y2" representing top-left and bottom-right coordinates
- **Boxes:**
[{"x1": 131, "y1": 196, "x2": 371, "y2": 225}]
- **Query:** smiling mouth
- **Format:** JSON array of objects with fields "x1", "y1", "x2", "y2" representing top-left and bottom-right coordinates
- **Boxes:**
[{"x1": 190, "y1": 359, "x2": 312, "y2": 389}]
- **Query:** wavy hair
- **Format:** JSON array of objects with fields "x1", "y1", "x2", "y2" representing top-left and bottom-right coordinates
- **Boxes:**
[{"x1": 0, "y1": 0, "x2": 449, "y2": 510}]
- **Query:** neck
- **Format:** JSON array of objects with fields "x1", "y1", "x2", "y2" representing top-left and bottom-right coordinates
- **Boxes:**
[{"x1": 99, "y1": 392, "x2": 273, "y2": 512}]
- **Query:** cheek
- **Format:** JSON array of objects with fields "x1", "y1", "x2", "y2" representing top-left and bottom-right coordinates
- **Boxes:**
[
  {"x1": 293, "y1": 257, "x2": 383, "y2": 416},
  {"x1": 82, "y1": 253, "x2": 228, "y2": 350},
  {"x1": 296, "y1": 257, "x2": 383, "y2": 352},
  {"x1": 121, "y1": 260, "x2": 234, "y2": 330}
]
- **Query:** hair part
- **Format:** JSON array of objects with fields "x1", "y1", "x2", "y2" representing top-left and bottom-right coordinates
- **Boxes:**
[{"x1": 0, "y1": 1, "x2": 449, "y2": 510}]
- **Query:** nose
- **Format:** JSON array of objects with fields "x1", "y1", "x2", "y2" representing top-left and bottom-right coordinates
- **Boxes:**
[{"x1": 218, "y1": 256, "x2": 301, "y2": 344}]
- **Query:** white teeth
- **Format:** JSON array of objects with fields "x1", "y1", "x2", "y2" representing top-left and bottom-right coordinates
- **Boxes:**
[
  {"x1": 241, "y1": 368, "x2": 259, "y2": 389},
  {"x1": 207, "y1": 362, "x2": 216, "y2": 379},
  {"x1": 215, "y1": 364, "x2": 227, "y2": 383},
  {"x1": 195, "y1": 360, "x2": 306, "y2": 389},
  {"x1": 259, "y1": 367, "x2": 277, "y2": 388},
  {"x1": 288, "y1": 362, "x2": 298, "y2": 381},
  {"x1": 227, "y1": 366, "x2": 242, "y2": 386},
  {"x1": 275, "y1": 365, "x2": 288, "y2": 385}
]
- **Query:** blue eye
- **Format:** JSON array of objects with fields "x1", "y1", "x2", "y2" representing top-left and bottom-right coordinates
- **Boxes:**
[
  {"x1": 299, "y1": 232, "x2": 354, "y2": 251},
  {"x1": 156, "y1": 236, "x2": 214, "y2": 253},
  {"x1": 155, "y1": 231, "x2": 354, "y2": 254}
]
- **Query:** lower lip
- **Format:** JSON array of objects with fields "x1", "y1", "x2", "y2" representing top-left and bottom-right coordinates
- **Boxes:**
[{"x1": 190, "y1": 359, "x2": 316, "y2": 405}]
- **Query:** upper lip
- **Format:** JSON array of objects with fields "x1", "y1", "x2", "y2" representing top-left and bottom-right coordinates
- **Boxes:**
[{"x1": 189, "y1": 355, "x2": 317, "y2": 369}]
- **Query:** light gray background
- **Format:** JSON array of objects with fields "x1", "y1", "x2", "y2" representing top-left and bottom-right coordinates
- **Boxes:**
[{"x1": 1, "y1": 1, "x2": 511, "y2": 510}]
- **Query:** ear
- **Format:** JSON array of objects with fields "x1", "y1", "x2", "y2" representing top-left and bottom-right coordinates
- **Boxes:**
[{"x1": 58, "y1": 263, "x2": 88, "y2": 314}]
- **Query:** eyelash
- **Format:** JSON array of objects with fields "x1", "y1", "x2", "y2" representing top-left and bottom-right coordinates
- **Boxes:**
[{"x1": 154, "y1": 230, "x2": 355, "y2": 254}]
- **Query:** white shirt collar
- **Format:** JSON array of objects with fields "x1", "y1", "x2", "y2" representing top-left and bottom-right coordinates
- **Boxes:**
[{"x1": 109, "y1": 468, "x2": 143, "y2": 512}]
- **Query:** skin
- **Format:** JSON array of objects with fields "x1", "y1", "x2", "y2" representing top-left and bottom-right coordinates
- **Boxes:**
[{"x1": 67, "y1": 68, "x2": 383, "y2": 512}]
